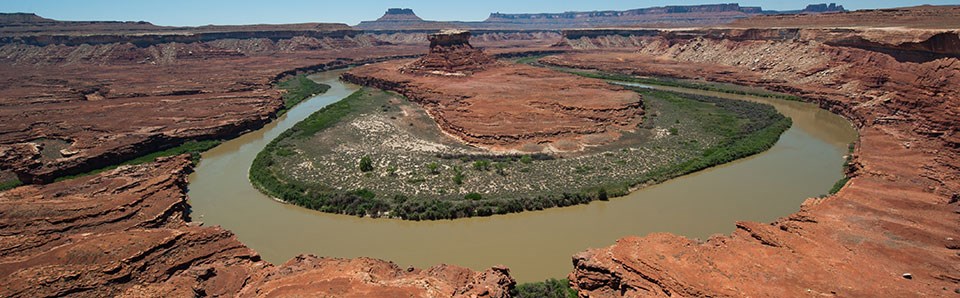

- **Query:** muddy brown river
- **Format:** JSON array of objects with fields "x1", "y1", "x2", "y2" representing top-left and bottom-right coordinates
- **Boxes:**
[{"x1": 187, "y1": 69, "x2": 857, "y2": 282}]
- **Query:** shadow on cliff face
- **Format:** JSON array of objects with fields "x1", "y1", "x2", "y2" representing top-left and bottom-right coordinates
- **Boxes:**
[{"x1": 827, "y1": 32, "x2": 960, "y2": 63}]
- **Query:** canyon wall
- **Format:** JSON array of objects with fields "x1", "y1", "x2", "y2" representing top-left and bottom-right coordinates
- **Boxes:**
[
  {"x1": 0, "y1": 155, "x2": 515, "y2": 297},
  {"x1": 563, "y1": 28, "x2": 960, "y2": 62},
  {"x1": 546, "y1": 27, "x2": 960, "y2": 297}
]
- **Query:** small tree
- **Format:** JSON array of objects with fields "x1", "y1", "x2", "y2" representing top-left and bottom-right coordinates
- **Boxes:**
[
  {"x1": 452, "y1": 166, "x2": 464, "y2": 185},
  {"x1": 598, "y1": 188, "x2": 609, "y2": 201},
  {"x1": 519, "y1": 155, "x2": 533, "y2": 164},
  {"x1": 473, "y1": 159, "x2": 490, "y2": 171},
  {"x1": 426, "y1": 162, "x2": 440, "y2": 175},
  {"x1": 359, "y1": 156, "x2": 374, "y2": 172},
  {"x1": 386, "y1": 165, "x2": 398, "y2": 177},
  {"x1": 493, "y1": 162, "x2": 507, "y2": 176}
]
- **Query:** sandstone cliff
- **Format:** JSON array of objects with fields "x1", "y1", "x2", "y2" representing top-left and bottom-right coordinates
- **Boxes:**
[
  {"x1": 0, "y1": 155, "x2": 515, "y2": 297},
  {"x1": 401, "y1": 30, "x2": 496, "y2": 75},
  {"x1": 344, "y1": 30, "x2": 642, "y2": 151},
  {"x1": 544, "y1": 26, "x2": 960, "y2": 297}
]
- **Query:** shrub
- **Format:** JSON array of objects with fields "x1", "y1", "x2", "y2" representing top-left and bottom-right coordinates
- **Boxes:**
[
  {"x1": 473, "y1": 159, "x2": 490, "y2": 171},
  {"x1": 359, "y1": 156, "x2": 374, "y2": 172},
  {"x1": 465, "y1": 193, "x2": 482, "y2": 200},
  {"x1": 493, "y1": 162, "x2": 507, "y2": 176},
  {"x1": 512, "y1": 278, "x2": 577, "y2": 298},
  {"x1": 426, "y1": 162, "x2": 440, "y2": 174},
  {"x1": 520, "y1": 155, "x2": 533, "y2": 164},
  {"x1": 452, "y1": 166, "x2": 464, "y2": 185}
]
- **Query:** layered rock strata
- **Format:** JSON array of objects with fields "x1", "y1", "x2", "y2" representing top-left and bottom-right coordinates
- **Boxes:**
[
  {"x1": 401, "y1": 30, "x2": 496, "y2": 75},
  {"x1": 541, "y1": 27, "x2": 960, "y2": 297},
  {"x1": 0, "y1": 155, "x2": 515, "y2": 297},
  {"x1": 344, "y1": 31, "x2": 642, "y2": 151}
]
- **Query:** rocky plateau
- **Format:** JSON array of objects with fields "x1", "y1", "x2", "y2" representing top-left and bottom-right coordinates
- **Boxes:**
[
  {"x1": 541, "y1": 8, "x2": 960, "y2": 297},
  {"x1": 343, "y1": 30, "x2": 643, "y2": 152},
  {"x1": 0, "y1": 4, "x2": 959, "y2": 297},
  {"x1": 0, "y1": 155, "x2": 515, "y2": 297}
]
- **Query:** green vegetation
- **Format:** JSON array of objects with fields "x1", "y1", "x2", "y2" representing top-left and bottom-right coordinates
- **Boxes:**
[
  {"x1": 558, "y1": 68, "x2": 802, "y2": 101},
  {"x1": 54, "y1": 140, "x2": 221, "y2": 182},
  {"x1": 427, "y1": 162, "x2": 440, "y2": 174},
  {"x1": 520, "y1": 155, "x2": 533, "y2": 164},
  {"x1": 285, "y1": 90, "x2": 365, "y2": 139},
  {"x1": 249, "y1": 84, "x2": 791, "y2": 220},
  {"x1": 452, "y1": 166, "x2": 465, "y2": 185},
  {"x1": 513, "y1": 54, "x2": 552, "y2": 65},
  {"x1": 512, "y1": 278, "x2": 577, "y2": 298},
  {"x1": 359, "y1": 156, "x2": 374, "y2": 172},
  {"x1": 0, "y1": 177, "x2": 22, "y2": 191},
  {"x1": 828, "y1": 142, "x2": 857, "y2": 195},
  {"x1": 277, "y1": 74, "x2": 331, "y2": 115},
  {"x1": 829, "y1": 177, "x2": 850, "y2": 194},
  {"x1": 473, "y1": 159, "x2": 491, "y2": 171},
  {"x1": 628, "y1": 88, "x2": 791, "y2": 186}
]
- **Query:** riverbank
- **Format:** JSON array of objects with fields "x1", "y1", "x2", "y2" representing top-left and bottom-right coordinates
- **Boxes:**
[
  {"x1": 188, "y1": 67, "x2": 854, "y2": 282},
  {"x1": 249, "y1": 73, "x2": 790, "y2": 220}
]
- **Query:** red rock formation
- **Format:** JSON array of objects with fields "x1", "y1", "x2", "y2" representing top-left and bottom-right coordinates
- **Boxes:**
[
  {"x1": 541, "y1": 27, "x2": 960, "y2": 297},
  {"x1": 401, "y1": 30, "x2": 497, "y2": 75},
  {"x1": 0, "y1": 19, "x2": 425, "y2": 184},
  {"x1": 344, "y1": 31, "x2": 641, "y2": 152},
  {"x1": 0, "y1": 155, "x2": 515, "y2": 297}
]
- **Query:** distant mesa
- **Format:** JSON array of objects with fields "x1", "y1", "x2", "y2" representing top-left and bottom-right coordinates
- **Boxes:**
[
  {"x1": 375, "y1": 8, "x2": 422, "y2": 22},
  {"x1": 377, "y1": 8, "x2": 423, "y2": 21},
  {"x1": 354, "y1": 3, "x2": 848, "y2": 30},
  {"x1": 0, "y1": 13, "x2": 56, "y2": 25},
  {"x1": 356, "y1": 8, "x2": 462, "y2": 30}
]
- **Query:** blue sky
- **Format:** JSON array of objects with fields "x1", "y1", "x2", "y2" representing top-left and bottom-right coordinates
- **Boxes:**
[{"x1": 2, "y1": 1, "x2": 957, "y2": 26}]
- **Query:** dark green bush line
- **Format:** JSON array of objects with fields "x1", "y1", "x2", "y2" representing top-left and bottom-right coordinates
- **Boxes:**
[
  {"x1": 251, "y1": 84, "x2": 790, "y2": 220},
  {"x1": 276, "y1": 74, "x2": 331, "y2": 115},
  {"x1": 513, "y1": 278, "x2": 577, "y2": 298},
  {"x1": 635, "y1": 117, "x2": 791, "y2": 186},
  {"x1": 828, "y1": 142, "x2": 857, "y2": 195},
  {"x1": 560, "y1": 68, "x2": 802, "y2": 101},
  {"x1": 286, "y1": 89, "x2": 365, "y2": 139},
  {"x1": 53, "y1": 140, "x2": 222, "y2": 182},
  {"x1": 0, "y1": 178, "x2": 22, "y2": 191},
  {"x1": 829, "y1": 177, "x2": 850, "y2": 194}
]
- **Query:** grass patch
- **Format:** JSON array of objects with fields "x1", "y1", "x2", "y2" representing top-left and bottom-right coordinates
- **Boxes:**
[
  {"x1": 277, "y1": 74, "x2": 331, "y2": 115},
  {"x1": 828, "y1": 142, "x2": 857, "y2": 195},
  {"x1": 287, "y1": 90, "x2": 365, "y2": 139},
  {"x1": 513, "y1": 54, "x2": 551, "y2": 65},
  {"x1": 250, "y1": 84, "x2": 791, "y2": 220},
  {"x1": 559, "y1": 68, "x2": 802, "y2": 101},
  {"x1": 512, "y1": 278, "x2": 577, "y2": 298},
  {"x1": 829, "y1": 177, "x2": 850, "y2": 194},
  {"x1": 54, "y1": 140, "x2": 221, "y2": 182},
  {"x1": 0, "y1": 177, "x2": 22, "y2": 191}
]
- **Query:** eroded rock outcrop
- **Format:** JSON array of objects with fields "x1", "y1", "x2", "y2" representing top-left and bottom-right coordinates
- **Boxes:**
[
  {"x1": 0, "y1": 17, "x2": 425, "y2": 185},
  {"x1": 344, "y1": 30, "x2": 642, "y2": 152},
  {"x1": 0, "y1": 155, "x2": 515, "y2": 297},
  {"x1": 543, "y1": 26, "x2": 960, "y2": 297},
  {"x1": 401, "y1": 30, "x2": 496, "y2": 75}
]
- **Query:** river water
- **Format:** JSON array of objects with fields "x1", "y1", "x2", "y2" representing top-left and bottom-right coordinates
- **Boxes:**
[{"x1": 187, "y1": 69, "x2": 857, "y2": 282}]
